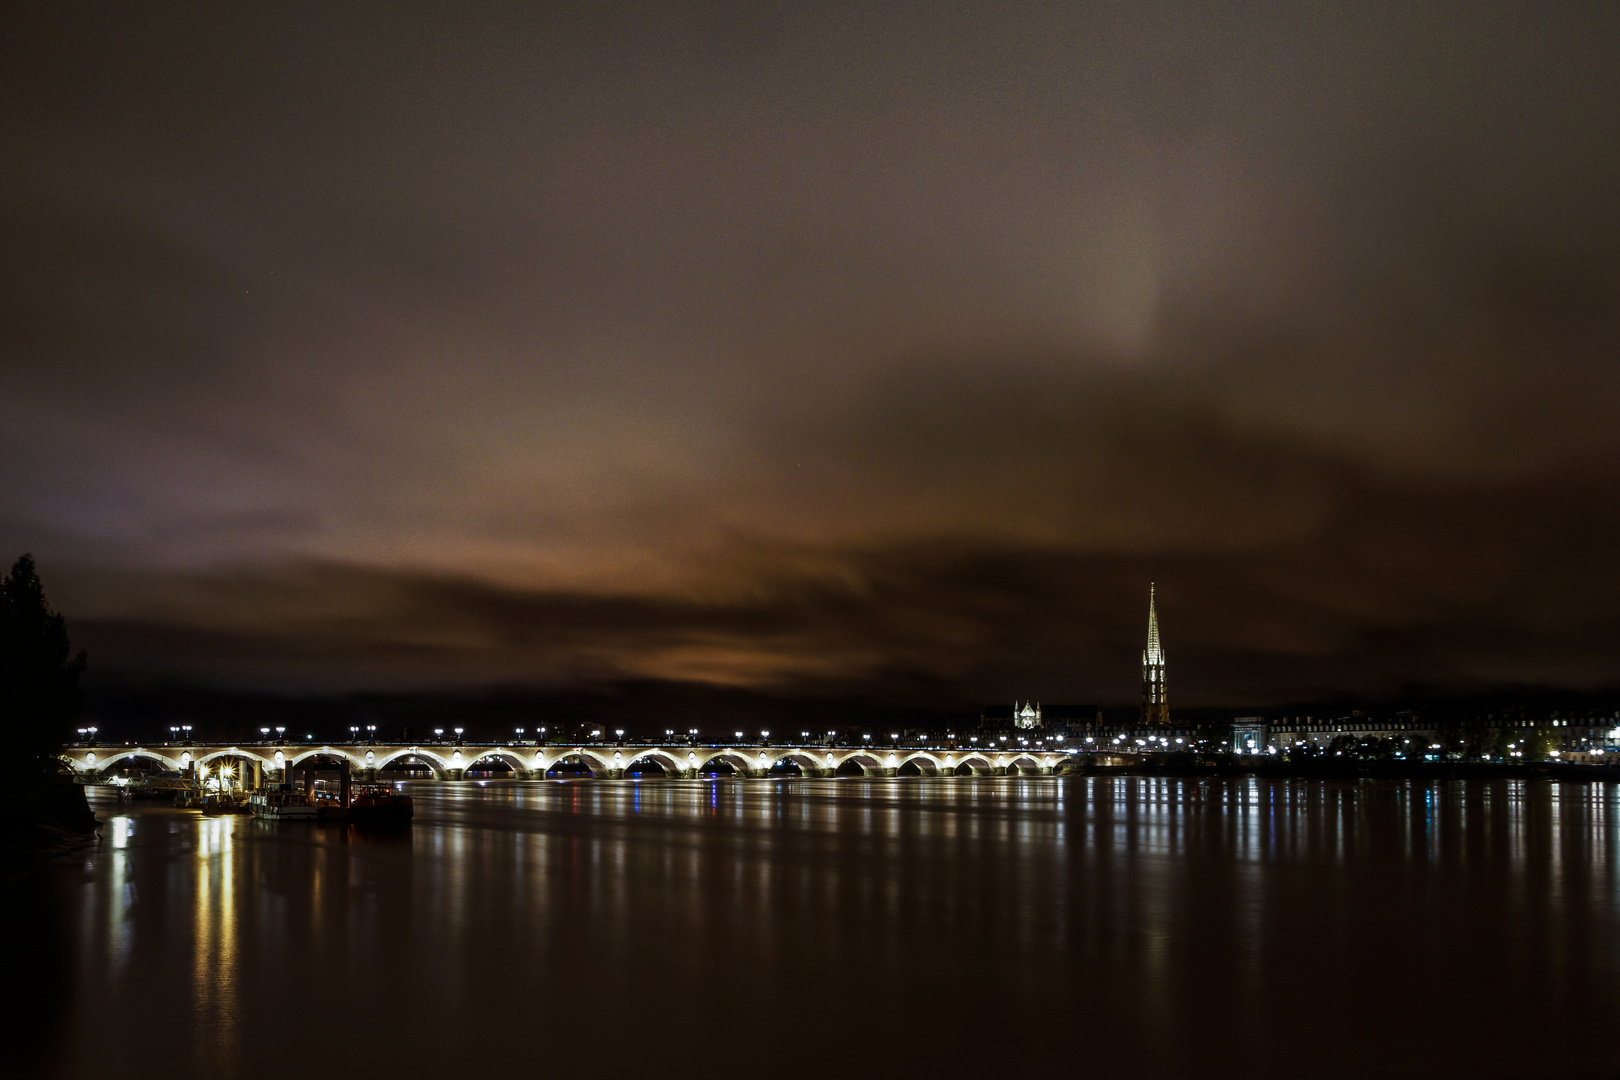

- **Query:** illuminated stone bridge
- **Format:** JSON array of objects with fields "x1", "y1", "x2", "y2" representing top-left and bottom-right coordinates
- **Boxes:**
[{"x1": 62, "y1": 740, "x2": 1082, "y2": 782}]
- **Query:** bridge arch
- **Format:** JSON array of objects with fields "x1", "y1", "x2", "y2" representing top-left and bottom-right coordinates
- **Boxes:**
[
  {"x1": 697, "y1": 751, "x2": 755, "y2": 777},
  {"x1": 622, "y1": 749, "x2": 685, "y2": 777},
  {"x1": 374, "y1": 748, "x2": 453, "y2": 778},
  {"x1": 769, "y1": 751, "x2": 825, "y2": 776},
  {"x1": 1004, "y1": 755, "x2": 1042, "y2": 775},
  {"x1": 950, "y1": 755, "x2": 994, "y2": 775},
  {"x1": 287, "y1": 747, "x2": 368, "y2": 772},
  {"x1": 544, "y1": 749, "x2": 615, "y2": 778},
  {"x1": 896, "y1": 753, "x2": 943, "y2": 777},
  {"x1": 831, "y1": 752, "x2": 884, "y2": 777},
  {"x1": 83, "y1": 748, "x2": 183, "y2": 774},
  {"x1": 195, "y1": 748, "x2": 276, "y2": 770},
  {"x1": 462, "y1": 749, "x2": 529, "y2": 777}
]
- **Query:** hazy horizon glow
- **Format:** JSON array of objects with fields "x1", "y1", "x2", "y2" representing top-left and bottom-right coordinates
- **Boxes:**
[{"x1": 4, "y1": 4, "x2": 1620, "y2": 707}]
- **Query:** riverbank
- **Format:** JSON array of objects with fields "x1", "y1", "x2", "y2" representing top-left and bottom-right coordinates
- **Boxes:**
[{"x1": 1068, "y1": 757, "x2": 1620, "y2": 782}]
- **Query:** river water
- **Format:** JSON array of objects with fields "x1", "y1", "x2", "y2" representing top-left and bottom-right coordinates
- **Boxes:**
[{"x1": 21, "y1": 777, "x2": 1620, "y2": 1078}]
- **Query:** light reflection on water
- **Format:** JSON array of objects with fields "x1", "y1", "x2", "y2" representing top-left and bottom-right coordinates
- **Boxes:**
[{"x1": 43, "y1": 777, "x2": 1620, "y2": 1079}]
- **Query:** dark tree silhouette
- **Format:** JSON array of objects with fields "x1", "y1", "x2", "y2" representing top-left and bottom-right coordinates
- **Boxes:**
[{"x1": 1, "y1": 554, "x2": 87, "y2": 773}]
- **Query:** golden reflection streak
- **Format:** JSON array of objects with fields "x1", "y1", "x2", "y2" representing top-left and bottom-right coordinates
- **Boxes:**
[
  {"x1": 105, "y1": 814, "x2": 134, "y2": 976},
  {"x1": 192, "y1": 816, "x2": 239, "y2": 1071}
]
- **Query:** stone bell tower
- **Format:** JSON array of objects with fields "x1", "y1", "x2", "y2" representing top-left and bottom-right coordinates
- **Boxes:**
[{"x1": 1141, "y1": 583, "x2": 1169, "y2": 726}]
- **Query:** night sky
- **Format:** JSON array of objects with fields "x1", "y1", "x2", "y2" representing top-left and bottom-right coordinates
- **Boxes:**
[{"x1": 4, "y1": 4, "x2": 1619, "y2": 712}]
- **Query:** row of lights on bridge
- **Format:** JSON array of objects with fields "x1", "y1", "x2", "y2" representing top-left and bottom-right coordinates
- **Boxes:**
[{"x1": 117, "y1": 725, "x2": 1192, "y2": 751}]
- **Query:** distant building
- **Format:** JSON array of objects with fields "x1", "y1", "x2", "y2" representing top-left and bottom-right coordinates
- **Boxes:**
[
  {"x1": 1141, "y1": 583, "x2": 1169, "y2": 726},
  {"x1": 1232, "y1": 717, "x2": 1267, "y2": 753},
  {"x1": 978, "y1": 702, "x2": 1100, "y2": 737}
]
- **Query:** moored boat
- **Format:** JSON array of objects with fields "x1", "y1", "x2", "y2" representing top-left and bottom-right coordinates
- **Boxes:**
[
  {"x1": 249, "y1": 789, "x2": 320, "y2": 820},
  {"x1": 201, "y1": 792, "x2": 250, "y2": 814},
  {"x1": 348, "y1": 784, "x2": 413, "y2": 824}
]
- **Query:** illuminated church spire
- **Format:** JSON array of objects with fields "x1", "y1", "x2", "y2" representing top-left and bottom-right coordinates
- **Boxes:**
[{"x1": 1141, "y1": 582, "x2": 1169, "y2": 725}]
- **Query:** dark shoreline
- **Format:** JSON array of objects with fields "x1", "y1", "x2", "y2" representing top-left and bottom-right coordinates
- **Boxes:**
[{"x1": 3, "y1": 776, "x2": 99, "y2": 882}]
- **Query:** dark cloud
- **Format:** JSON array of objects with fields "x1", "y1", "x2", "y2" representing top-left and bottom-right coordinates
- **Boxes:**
[
  {"x1": 65, "y1": 447, "x2": 1620, "y2": 708},
  {"x1": 3, "y1": 3, "x2": 1620, "y2": 710}
]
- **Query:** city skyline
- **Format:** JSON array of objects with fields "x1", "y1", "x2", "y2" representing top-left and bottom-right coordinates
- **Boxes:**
[{"x1": 14, "y1": 11, "x2": 1620, "y2": 1080}]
